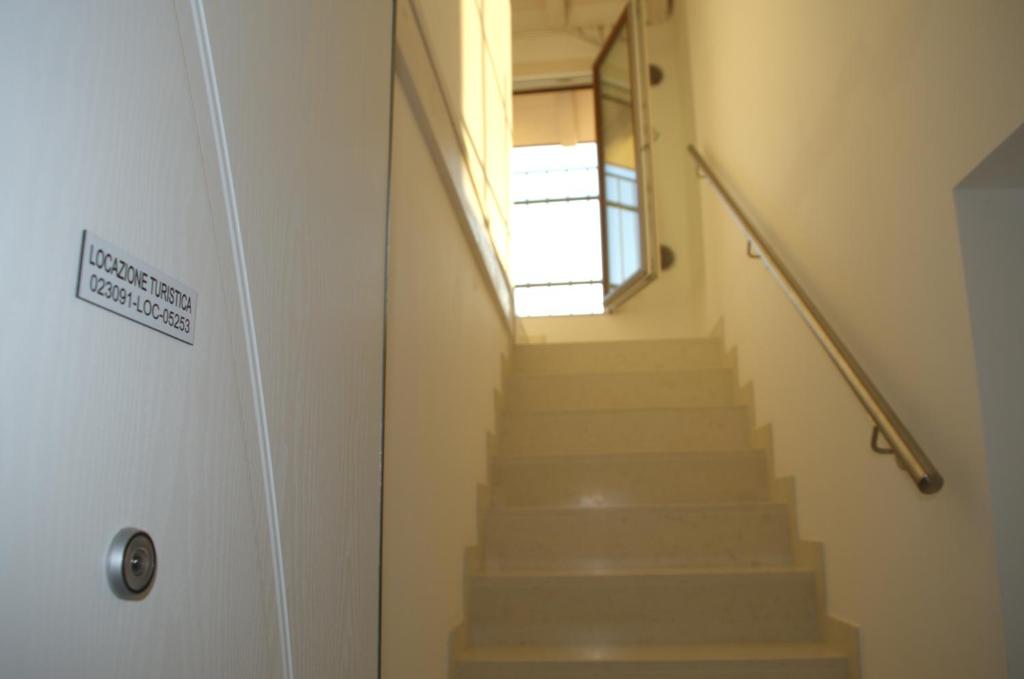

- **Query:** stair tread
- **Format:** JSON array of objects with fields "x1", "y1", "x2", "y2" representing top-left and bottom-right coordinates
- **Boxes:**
[
  {"x1": 455, "y1": 641, "x2": 847, "y2": 663},
  {"x1": 506, "y1": 404, "x2": 747, "y2": 415},
  {"x1": 516, "y1": 338, "x2": 720, "y2": 350},
  {"x1": 512, "y1": 367, "x2": 735, "y2": 379},
  {"x1": 514, "y1": 339, "x2": 727, "y2": 376},
  {"x1": 488, "y1": 501, "x2": 787, "y2": 515},
  {"x1": 492, "y1": 448, "x2": 767, "y2": 464},
  {"x1": 469, "y1": 564, "x2": 815, "y2": 579},
  {"x1": 502, "y1": 407, "x2": 752, "y2": 455},
  {"x1": 490, "y1": 448, "x2": 771, "y2": 508},
  {"x1": 507, "y1": 368, "x2": 737, "y2": 411}
]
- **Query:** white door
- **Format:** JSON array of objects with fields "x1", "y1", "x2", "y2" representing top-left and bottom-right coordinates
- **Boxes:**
[{"x1": 0, "y1": 3, "x2": 282, "y2": 677}]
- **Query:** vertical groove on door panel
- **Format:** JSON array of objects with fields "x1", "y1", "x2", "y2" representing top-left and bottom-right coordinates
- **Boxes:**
[
  {"x1": 181, "y1": 1, "x2": 295, "y2": 677},
  {"x1": 188, "y1": 1, "x2": 393, "y2": 677}
]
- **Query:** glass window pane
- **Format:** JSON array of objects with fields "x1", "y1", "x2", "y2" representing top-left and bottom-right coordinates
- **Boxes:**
[
  {"x1": 511, "y1": 143, "x2": 604, "y2": 317},
  {"x1": 514, "y1": 283, "x2": 604, "y2": 317}
]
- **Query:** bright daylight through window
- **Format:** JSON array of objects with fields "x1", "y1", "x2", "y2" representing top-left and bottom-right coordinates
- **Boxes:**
[{"x1": 511, "y1": 142, "x2": 604, "y2": 317}]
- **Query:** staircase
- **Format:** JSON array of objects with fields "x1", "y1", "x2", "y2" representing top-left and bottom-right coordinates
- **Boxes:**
[{"x1": 450, "y1": 338, "x2": 860, "y2": 678}]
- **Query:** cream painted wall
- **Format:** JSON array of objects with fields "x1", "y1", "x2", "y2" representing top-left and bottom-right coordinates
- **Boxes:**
[
  {"x1": 684, "y1": 1, "x2": 1024, "y2": 676},
  {"x1": 518, "y1": 19, "x2": 707, "y2": 343},
  {"x1": 415, "y1": 0, "x2": 514, "y2": 271},
  {"x1": 382, "y1": 3, "x2": 514, "y2": 678},
  {"x1": 382, "y1": 87, "x2": 511, "y2": 679}
]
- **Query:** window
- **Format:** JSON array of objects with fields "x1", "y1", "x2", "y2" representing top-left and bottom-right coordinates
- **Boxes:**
[
  {"x1": 511, "y1": 143, "x2": 604, "y2": 317},
  {"x1": 603, "y1": 163, "x2": 641, "y2": 287}
]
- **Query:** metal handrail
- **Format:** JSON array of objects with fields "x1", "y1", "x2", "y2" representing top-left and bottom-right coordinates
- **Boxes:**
[{"x1": 688, "y1": 145, "x2": 944, "y2": 494}]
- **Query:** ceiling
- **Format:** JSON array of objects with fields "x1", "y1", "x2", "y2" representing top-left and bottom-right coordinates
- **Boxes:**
[
  {"x1": 511, "y1": 0, "x2": 671, "y2": 92},
  {"x1": 512, "y1": 0, "x2": 629, "y2": 33}
]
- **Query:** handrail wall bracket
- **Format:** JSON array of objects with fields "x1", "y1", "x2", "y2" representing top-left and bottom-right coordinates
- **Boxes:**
[{"x1": 871, "y1": 425, "x2": 895, "y2": 455}]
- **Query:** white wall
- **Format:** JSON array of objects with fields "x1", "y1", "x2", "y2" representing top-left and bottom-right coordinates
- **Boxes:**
[
  {"x1": 382, "y1": 3, "x2": 514, "y2": 679},
  {"x1": 683, "y1": 1, "x2": 1024, "y2": 676},
  {"x1": 518, "y1": 18, "x2": 707, "y2": 343},
  {"x1": 199, "y1": 2, "x2": 394, "y2": 676},
  {"x1": 382, "y1": 84, "x2": 513, "y2": 679},
  {"x1": 956, "y1": 126, "x2": 1024, "y2": 675}
]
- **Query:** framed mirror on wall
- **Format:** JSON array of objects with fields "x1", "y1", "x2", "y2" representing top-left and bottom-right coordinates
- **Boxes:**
[{"x1": 594, "y1": 0, "x2": 658, "y2": 310}]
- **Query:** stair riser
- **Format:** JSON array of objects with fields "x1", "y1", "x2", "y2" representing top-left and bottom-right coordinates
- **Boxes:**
[
  {"x1": 491, "y1": 452, "x2": 771, "y2": 507},
  {"x1": 467, "y1": 572, "x2": 821, "y2": 645},
  {"x1": 516, "y1": 340, "x2": 725, "y2": 376},
  {"x1": 483, "y1": 505, "x2": 793, "y2": 570},
  {"x1": 502, "y1": 408, "x2": 750, "y2": 456},
  {"x1": 453, "y1": 659, "x2": 850, "y2": 679},
  {"x1": 507, "y1": 370, "x2": 736, "y2": 412}
]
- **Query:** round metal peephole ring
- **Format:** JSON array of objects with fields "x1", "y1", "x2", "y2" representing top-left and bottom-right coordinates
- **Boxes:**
[{"x1": 107, "y1": 528, "x2": 157, "y2": 600}]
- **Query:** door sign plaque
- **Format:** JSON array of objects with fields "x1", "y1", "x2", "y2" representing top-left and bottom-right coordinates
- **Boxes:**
[{"x1": 76, "y1": 230, "x2": 197, "y2": 344}]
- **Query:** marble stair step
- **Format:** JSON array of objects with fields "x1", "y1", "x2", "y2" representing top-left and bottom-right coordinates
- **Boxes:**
[
  {"x1": 515, "y1": 338, "x2": 726, "y2": 376},
  {"x1": 506, "y1": 368, "x2": 737, "y2": 412},
  {"x1": 501, "y1": 407, "x2": 751, "y2": 456},
  {"x1": 490, "y1": 450, "x2": 771, "y2": 507},
  {"x1": 466, "y1": 565, "x2": 822, "y2": 646},
  {"x1": 451, "y1": 636, "x2": 851, "y2": 679},
  {"x1": 482, "y1": 502, "x2": 793, "y2": 571}
]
